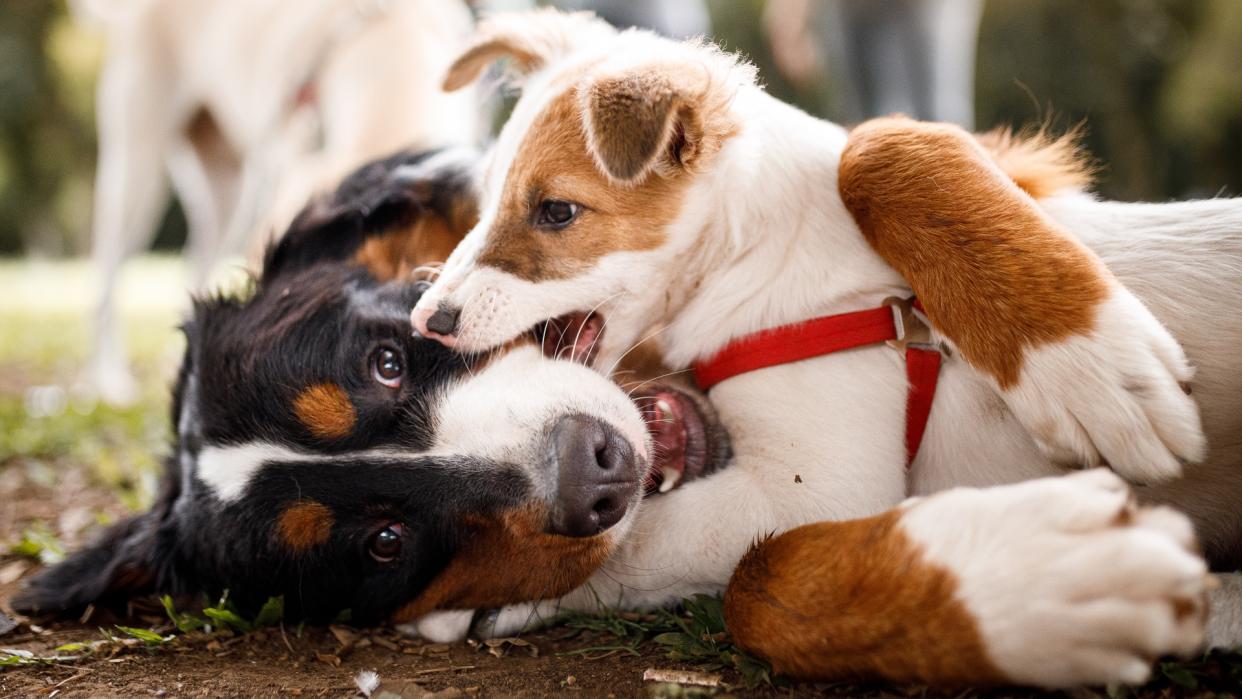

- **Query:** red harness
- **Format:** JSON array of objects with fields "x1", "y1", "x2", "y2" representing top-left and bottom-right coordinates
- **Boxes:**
[{"x1": 692, "y1": 299, "x2": 942, "y2": 467}]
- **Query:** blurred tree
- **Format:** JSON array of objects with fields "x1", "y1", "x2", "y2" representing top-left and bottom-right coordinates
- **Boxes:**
[{"x1": 976, "y1": 0, "x2": 1239, "y2": 200}]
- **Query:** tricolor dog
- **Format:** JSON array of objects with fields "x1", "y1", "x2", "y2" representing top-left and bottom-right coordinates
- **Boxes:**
[
  {"x1": 13, "y1": 148, "x2": 727, "y2": 626},
  {"x1": 410, "y1": 10, "x2": 1242, "y2": 685}
]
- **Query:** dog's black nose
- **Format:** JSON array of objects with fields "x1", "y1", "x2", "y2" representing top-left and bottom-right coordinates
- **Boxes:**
[
  {"x1": 426, "y1": 306, "x2": 460, "y2": 336},
  {"x1": 547, "y1": 414, "x2": 638, "y2": 538}
]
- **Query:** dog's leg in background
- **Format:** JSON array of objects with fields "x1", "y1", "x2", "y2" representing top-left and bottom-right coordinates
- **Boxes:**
[
  {"x1": 839, "y1": 116, "x2": 1205, "y2": 483},
  {"x1": 166, "y1": 112, "x2": 244, "y2": 291},
  {"x1": 724, "y1": 470, "x2": 1209, "y2": 687},
  {"x1": 87, "y1": 47, "x2": 174, "y2": 405}
]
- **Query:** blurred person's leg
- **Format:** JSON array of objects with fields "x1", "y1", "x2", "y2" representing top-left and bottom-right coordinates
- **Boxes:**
[
  {"x1": 814, "y1": 0, "x2": 981, "y2": 127},
  {"x1": 553, "y1": 0, "x2": 710, "y2": 38},
  {"x1": 925, "y1": 0, "x2": 983, "y2": 128}
]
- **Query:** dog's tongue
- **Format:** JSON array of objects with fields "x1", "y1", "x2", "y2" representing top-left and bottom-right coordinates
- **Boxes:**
[
  {"x1": 635, "y1": 391, "x2": 687, "y2": 495},
  {"x1": 541, "y1": 312, "x2": 604, "y2": 365}
]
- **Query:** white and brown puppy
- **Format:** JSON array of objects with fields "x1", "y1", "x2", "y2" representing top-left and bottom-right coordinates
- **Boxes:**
[
  {"x1": 407, "y1": 10, "x2": 1242, "y2": 687},
  {"x1": 80, "y1": 0, "x2": 480, "y2": 403}
]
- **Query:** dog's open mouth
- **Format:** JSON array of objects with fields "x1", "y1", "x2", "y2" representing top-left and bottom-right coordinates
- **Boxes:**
[
  {"x1": 534, "y1": 312, "x2": 724, "y2": 497},
  {"x1": 537, "y1": 311, "x2": 606, "y2": 365}
]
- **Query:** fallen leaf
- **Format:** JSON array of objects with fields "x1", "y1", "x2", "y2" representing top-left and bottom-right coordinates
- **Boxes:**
[
  {"x1": 0, "y1": 560, "x2": 29, "y2": 585},
  {"x1": 314, "y1": 651, "x2": 341, "y2": 667}
]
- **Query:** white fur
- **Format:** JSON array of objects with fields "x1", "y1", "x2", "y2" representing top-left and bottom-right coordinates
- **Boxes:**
[
  {"x1": 900, "y1": 469, "x2": 1207, "y2": 687},
  {"x1": 414, "y1": 15, "x2": 1242, "y2": 682}
]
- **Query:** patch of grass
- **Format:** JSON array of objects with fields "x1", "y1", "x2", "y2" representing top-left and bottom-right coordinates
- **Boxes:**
[
  {"x1": 162, "y1": 592, "x2": 285, "y2": 636},
  {"x1": 558, "y1": 594, "x2": 773, "y2": 688},
  {"x1": 7, "y1": 520, "x2": 66, "y2": 564}
]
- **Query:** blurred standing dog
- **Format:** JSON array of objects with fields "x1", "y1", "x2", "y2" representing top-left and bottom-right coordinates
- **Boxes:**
[{"x1": 78, "y1": 0, "x2": 480, "y2": 403}]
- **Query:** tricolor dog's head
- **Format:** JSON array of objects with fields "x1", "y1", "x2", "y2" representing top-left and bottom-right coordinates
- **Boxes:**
[
  {"x1": 411, "y1": 10, "x2": 754, "y2": 368},
  {"x1": 11, "y1": 146, "x2": 729, "y2": 626}
]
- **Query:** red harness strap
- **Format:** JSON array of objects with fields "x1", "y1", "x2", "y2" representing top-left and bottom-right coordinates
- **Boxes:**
[{"x1": 692, "y1": 303, "x2": 942, "y2": 467}]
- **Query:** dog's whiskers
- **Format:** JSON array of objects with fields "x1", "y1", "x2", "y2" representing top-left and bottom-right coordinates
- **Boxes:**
[{"x1": 604, "y1": 324, "x2": 671, "y2": 378}]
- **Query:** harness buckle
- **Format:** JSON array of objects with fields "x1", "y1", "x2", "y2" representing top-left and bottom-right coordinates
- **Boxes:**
[{"x1": 883, "y1": 296, "x2": 939, "y2": 354}]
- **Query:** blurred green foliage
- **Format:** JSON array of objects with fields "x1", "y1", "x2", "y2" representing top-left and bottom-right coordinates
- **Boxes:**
[
  {"x1": 0, "y1": 257, "x2": 183, "y2": 509},
  {"x1": 0, "y1": 0, "x2": 1239, "y2": 255}
]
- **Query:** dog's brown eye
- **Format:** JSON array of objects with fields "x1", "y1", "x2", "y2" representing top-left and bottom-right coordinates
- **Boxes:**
[
  {"x1": 369, "y1": 524, "x2": 403, "y2": 563},
  {"x1": 535, "y1": 200, "x2": 579, "y2": 229},
  {"x1": 371, "y1": 346, "x2": 403, "y2": 388}
]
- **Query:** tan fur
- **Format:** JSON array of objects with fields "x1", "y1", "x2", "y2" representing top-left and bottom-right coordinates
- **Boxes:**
[
  {"x1": 352, "y1": 215, "x2": 472, "y2": 282},
  {"x1": 391, "y1": 506, "x2": 611, "y2": 622},
  {"x1": 277, "y1": 500, "x2": 334, "y2": 552},
  {"x1": 583, "y1": 67, "x2": 708, "y2": 182},
  {"x1": 839, "y1": 116, "x2": 1110, "y2": 387},
  {"x1": 292, "y1": 383, "x2": 357, "y2": 440},
  {"x1": 724, "y1": 511, "x2": 1004, "y2": 685},
  {"x1": 975, "y1": 126, "x2": 1095, "y2": 200},
  {"x1": 475, "y1": 86, "x2": 691, "y2": 280}
]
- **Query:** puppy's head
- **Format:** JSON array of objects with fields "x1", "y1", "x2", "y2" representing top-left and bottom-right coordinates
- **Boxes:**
[
  {"x1": 412, "y1": 10, "x2": 754, "y2": 368},
  {"x1": 12, "y1": 146, "x2": 729, "y2": 625}
]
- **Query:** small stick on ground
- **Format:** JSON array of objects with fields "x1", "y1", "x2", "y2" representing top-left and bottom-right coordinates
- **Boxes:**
[{"x1": 642, "y1": 668, "x2": 722, "y2": 687}]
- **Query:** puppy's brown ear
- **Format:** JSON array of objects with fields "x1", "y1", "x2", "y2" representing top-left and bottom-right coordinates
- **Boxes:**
[
  {"x1": 581, "y1": 65, "x2": 734, "y2": 184},
  {"x1": 443, "y1": 9, "x2": 613, "y2": 91}
]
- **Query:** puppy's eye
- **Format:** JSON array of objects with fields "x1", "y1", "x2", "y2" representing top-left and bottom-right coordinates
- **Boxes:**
[
  {"x1": 534, "y1": 200, "x2": 580, "y2": 229},
  {"x1": 368, "y1": 524, "x2": 403, "y2": 563},
  {"x1": 371, "y1": 346, "x2": 404, "y2": 388}
]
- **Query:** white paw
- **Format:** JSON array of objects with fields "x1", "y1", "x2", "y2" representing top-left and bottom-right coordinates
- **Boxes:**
[
  {"x1": 901, "y1": 470, "x2": 1210, "y2": 688},
  {"x1": 1002, "y1": 288, "x2": 1205, "y2": 484},
  {"x1": 405, "y1": 601, "x2": 555, "y2": 643}
]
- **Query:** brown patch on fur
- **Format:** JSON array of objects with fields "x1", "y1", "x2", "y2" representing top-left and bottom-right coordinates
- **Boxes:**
[
  {"x1": 476, "y1": 66, "x2": 736, "y2": 282},
  {"x1": 724, "y1": 510, "x2": 1004, "y2": 685},
  {"x1": 277, "y1": 500, "x2": 334, "y2": 552},
  {"x1": 293, "y1": 383, "x2": 356, "y2": 440},
  {"x1": 839, "y1": 116, "x2": 1110, "y2": 387},
  {"x1": 391, "y1": 506, "x2": 611, "y2": 621},
  {"x1": 353, "y1": 216, "x2": 468, "y2": 282},
  {"x1": 975, "y1": 126, "x2": 1094, "y2": 200}
]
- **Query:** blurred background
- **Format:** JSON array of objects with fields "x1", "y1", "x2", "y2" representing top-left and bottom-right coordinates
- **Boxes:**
[
  {"x1": 0, "y1": 0, "x2": 1239, "y2": 545},
  {"x1": 4, "y1": 0, "x2": 1241, "y2": 260}
]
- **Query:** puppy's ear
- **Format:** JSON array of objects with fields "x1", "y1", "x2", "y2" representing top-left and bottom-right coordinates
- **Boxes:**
[
  {"x1": 11, "y1": 511, "x2": 173, "y2": 616},
  {"x1": 581, "y1": 65, "x2": 735, "y2": 184},
  {"x1": 443, "y1": 9, "x2": 614, "y2": 91}
]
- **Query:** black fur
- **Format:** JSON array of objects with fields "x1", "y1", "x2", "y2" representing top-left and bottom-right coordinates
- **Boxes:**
[{"x1": 14, "y1": 148, "x2": 504, "y2": 623}]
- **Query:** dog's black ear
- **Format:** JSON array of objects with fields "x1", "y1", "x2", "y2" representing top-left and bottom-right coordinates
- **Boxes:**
[
  {"x1": 443, "y1": 9, "x2": 615, "y2": 91},
  {"x1": 581, "y1": 63, "x2": 738, "y2": 184},
  {"x1": 10, "y1": 512, "x2": 170, "y2": 616},
  {"x1": 261, "y1": 148, "x2": 479, "y2": 281}
]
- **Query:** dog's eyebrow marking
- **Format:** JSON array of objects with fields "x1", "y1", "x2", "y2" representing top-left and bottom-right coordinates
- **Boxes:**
[
  {"x1": 196, "y1": 442, "x2": 488, "y2": 503},
  {"x1": 277, "y1": 500, "x2": 334, "y2": 552},
  {"x1": 293, "y1": 383, "x2": 357, "y2": 440}
]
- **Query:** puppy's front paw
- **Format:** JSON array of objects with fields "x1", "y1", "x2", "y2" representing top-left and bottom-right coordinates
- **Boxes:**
[
  {"x1": 904, "y1": 469, "x2": 1210, "y2": 688},
  {"x1": 1002, "y1": 287, "x2": 1205, "y2": 483}
]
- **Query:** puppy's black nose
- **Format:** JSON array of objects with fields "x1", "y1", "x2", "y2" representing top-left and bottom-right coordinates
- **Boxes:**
[
  {"x1": 547, "y1": 414, "x2": 638, "y2": 538},
  {"x1": 426, "y1": 306, "x2": 460, "y2": 336}
]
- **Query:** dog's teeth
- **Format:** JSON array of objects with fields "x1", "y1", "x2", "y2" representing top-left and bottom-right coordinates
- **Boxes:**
[
  {"x1": 659, "y1": 467, "x2": 681, "y2": 493},
  {"x1": 655, "y1": 399, "x2": 674, "y2": 421}
]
